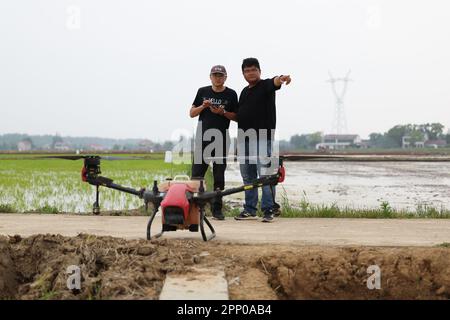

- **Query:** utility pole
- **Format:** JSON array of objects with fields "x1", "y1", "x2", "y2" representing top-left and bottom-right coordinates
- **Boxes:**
[{"x1": 327, "y1": 70, "x2": 352, "y2": 136}]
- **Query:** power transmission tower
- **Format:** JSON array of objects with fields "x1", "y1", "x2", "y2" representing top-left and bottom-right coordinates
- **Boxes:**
[{"x1": 327, "y1": 70, "x2": 352, "y2": 135}]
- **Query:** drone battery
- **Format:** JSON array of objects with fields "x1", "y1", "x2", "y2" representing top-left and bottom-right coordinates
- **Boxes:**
[{"x1": 163, "y1": 206, "x2": 185, "y2": 225}]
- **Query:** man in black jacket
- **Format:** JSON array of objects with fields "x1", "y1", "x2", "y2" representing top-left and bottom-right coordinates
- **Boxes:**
[{"x1": 234, "y1": 58, "x2": 291, "y2": 222}]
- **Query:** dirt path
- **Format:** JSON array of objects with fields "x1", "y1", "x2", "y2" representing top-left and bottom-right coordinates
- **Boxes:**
[{"x1": 1, "y1": 214, "x2": 449, "y2": 246}]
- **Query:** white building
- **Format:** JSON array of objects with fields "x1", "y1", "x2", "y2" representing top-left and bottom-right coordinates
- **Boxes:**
[
  {"x1": 402, "y1": 134, "x2": 428, "y2": 148},
  {"x1": 316, "y1": 134, "x2": 361, "y2": 150},
  {"x1": 17, "y1": 140, "x2": 32, "y2": 151}
]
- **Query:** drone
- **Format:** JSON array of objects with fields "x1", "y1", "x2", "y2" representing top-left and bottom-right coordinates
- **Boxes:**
[
  {"x1": 42, "y1": 154, "x2": 288, "y2": 241},
  {"x1": 41, "y1": 152, "x2": 361, "y2": 241}
]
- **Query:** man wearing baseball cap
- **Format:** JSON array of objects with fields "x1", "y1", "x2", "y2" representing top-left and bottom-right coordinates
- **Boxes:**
[{"x1": 189, "y1": 65, "x2": 238, "y2": 220}]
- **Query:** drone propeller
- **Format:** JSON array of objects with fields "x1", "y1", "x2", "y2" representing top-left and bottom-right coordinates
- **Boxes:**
[
  {"x1": 280, "y1": 154, "x2": 345, "y2": 161},
  {"x1": 203, "y1": 154, "x2": 346, "y2": 162},
  {"x1": 37, "y1": 155, "x2": 140, "y2": 161}
]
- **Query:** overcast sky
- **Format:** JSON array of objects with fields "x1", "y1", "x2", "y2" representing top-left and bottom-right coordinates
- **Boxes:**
[{"x1": 1, "y1": 0, "x2": 449, "y2": 141}]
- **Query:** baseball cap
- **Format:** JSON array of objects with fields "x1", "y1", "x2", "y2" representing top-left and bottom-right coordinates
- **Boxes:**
[{"x1": 210, "y1": 65, "x2": 227, "y2": 75}]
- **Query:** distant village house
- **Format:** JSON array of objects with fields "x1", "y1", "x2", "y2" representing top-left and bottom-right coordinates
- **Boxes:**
[
  {"x1": 316, "y1": 134, "x2": 362, "y2": 150},
  {"x1": 17, "y1": 139, "x2": 32, "y2": 151}
]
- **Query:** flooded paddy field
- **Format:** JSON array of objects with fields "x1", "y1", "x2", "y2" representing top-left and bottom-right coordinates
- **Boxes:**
[
  {"x1": 225, "y1": 161, "x2": 450, "y2": 212},
  {"x1": 1, "y1": 154, "x2": 450, "y2": 214}
]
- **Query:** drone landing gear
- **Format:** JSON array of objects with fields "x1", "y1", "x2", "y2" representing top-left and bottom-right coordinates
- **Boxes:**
[
  {"x1": 145, "y1": 203, "x2": 216, "y2": 241},
  {"x1": 146, "y1": 204, "x2": 164, "y2": 240},
  {"x1": 199, "y1": 204, "x2": 216, "y2": 241},
  {"x1": 93, "y1": 185, "x2": 100, "y2": 215}
]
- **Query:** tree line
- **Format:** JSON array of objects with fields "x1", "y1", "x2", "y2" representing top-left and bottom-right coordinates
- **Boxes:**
[
  {"x1": 287, "y1": 123, "x2": 449, "y2": 150},
  {"x1": 0, "y1": 134, "x2": 173, "y2": 151},
  {"x1": 369, "y1": 123, "x2": 448, "y2": 148},
  {"x1": 1, "y1": 123, "x2": 449, "y2": 151}
]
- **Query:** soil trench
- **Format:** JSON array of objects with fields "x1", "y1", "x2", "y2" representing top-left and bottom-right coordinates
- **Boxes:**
[{"x1": 0, "y1": 234, "x2": 449, "y2": 300}]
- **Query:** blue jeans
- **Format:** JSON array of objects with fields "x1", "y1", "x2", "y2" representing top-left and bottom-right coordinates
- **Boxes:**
[{"x1": 239, "y1": 139, "x2": 276, "y2": 214}]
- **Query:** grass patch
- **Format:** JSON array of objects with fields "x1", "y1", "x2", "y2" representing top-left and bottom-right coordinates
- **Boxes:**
[
  {"x1": 35, "y1": 204, "x2": 60, "y2": 214},
  {"x1": 276, "y1": 189, "x2": 450, "y2": 219},
  {"x1": 222, "y1": 203, "x2": 241, "y2": 217},
  {"x1": 437, "y1": 242, "x2": 450, "y2": 248},
  {"x1": 88, "y1": 282, "x2": 103, "y2": 300},
  {"x1": 39, "y1": 291, "x2": 58, "y2": 300},
  {"x1": 0, "y1": 203, "x2": 17, "y2": 213},
  {"x1": 220, "y1": 188, "x2": 450, "y2": 219}
]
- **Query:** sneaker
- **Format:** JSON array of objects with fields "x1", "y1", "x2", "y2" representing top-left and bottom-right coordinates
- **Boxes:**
[
  {"x1": 273, "y1": 203, "x2": 281, "y2": 217},
  {"x1": 262, "y1": 211, "x2": 274, "y2": 223},
  {"x1": 234, "y1": 211, "x2": 258, "y2": 220},
  {"x1": 272, "y1": 207, "x2": 281, "y2": 217},
  {"x1": 212, "y1": 212, "x2": 225, "y2": 221}
]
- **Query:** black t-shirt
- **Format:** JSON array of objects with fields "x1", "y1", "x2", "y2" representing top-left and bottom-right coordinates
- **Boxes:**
[
  {"x1": 237, "y1": 78, "x2": 281, "y2": 131},
  {"x1": 192, "y1": 86, "x2": 238, "y2": 134}
]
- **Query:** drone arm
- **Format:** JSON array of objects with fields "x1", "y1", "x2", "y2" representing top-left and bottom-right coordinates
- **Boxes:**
[
  {"x1": 221, "y1": 175, "x2": 279, "y2": 197},
  {"x1": 195, "y1": 173, "x2": 281, "y2": 201},
  {"x1": 86, "y1": 176, "x2": 144, "y2": 197},
  {"x1": 106, "y1": 182, "x2": 144, "y2": 197}
]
